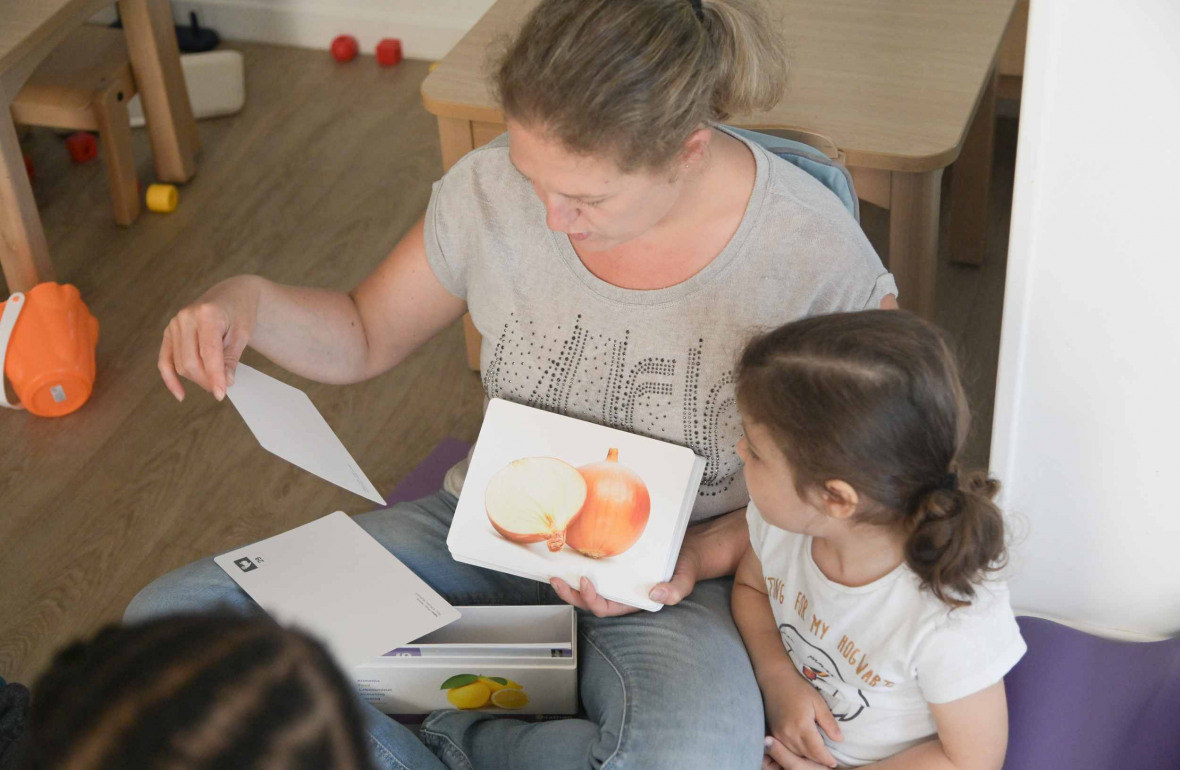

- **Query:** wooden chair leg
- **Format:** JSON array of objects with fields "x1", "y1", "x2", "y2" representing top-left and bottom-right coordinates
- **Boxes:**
[
  {"x1": 949, "y1": 68, "x2": 998, "y2": 266},
  {"x1": 94, "y1": 84, "x2": 140, "y2": 226},
  {"x1": 888, "y1": 169, "x2": 944, "y2": 320},
  {"x1": 117, "y1": 0, "x2": 199, "y2": 183},
  {"x1": 0, "y1": 114, "x2": 55, "y2": 291}
]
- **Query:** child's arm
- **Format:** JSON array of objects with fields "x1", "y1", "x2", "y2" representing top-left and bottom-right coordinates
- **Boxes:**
[
  {"x1": 732, "y1": 545, "x2": 844, "y2": 769},
  {"x1": 765, "y1": 682, "x2": 1008, "y2": 770},
  {"x1": 866, "y1": 682, "x2": 1008, "y2": 770}
]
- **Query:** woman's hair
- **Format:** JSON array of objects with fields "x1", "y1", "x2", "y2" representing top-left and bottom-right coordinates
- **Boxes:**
[
  {"x1": 736, "y1": 310, "x2": 1006, "y2": 608},
  {"x1": 20, "y1": 613, "x2": 374, "y2": 770},
  {"x1": 496, "y1": 0, "x2": 789, "y2": 171}
]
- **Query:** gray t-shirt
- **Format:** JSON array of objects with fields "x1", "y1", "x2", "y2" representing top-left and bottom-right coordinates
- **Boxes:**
[{"x1": 424, "y1": 128, "x2": 896, "y2": 521}]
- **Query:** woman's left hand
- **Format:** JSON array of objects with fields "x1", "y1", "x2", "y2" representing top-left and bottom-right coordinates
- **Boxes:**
[
  {"x1": 764, "y1": 736, "x2": 834, "y2": 770},
  {"x1": 549, "y1": 576, "x2": 640, "y2": 617},
  {"x1": 550, "y1": 544, "x2": 702, "y2": 617}
]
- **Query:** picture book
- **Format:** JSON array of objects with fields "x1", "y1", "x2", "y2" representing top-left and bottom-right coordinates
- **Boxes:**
[{"x1": 447, "y1": 399, "x2": 706, "y2": 611}]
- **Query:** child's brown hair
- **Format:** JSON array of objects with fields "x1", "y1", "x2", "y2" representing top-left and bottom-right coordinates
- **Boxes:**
[
  {"x1": 495, "y1": 0, "x2": 789, "y2": 172},
  {"x1": 736, "y1": 310, "x2": 1006, "y2": 607}
]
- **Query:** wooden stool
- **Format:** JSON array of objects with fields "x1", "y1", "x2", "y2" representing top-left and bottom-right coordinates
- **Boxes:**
[{"x1": 11, "y1": 26, "x2": 141, "y2": 226}]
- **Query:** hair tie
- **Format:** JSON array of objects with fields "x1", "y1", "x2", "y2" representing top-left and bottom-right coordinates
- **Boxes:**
[
  {"x1": 937, "y1": 471, "x2": 959, "y2": 492},
  {"x1": 688, "y1": 0, "x2": 705, "y2": 22}
]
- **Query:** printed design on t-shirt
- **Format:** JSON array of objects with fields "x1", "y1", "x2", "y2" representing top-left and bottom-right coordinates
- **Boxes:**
[
  {"x1": 482, "y1": 313, "x2": 742, "y2": 498},
  {"x1": 780, "y1": 624, "x2": 869, "y2": 722}
]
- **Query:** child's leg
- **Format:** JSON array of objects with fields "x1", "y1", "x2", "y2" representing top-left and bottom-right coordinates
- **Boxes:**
[{"x1": 419, "y1": 577, "x2": 765, "y2": 770}]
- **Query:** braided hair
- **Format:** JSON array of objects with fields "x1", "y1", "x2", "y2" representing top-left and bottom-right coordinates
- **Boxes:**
[
  {"x1": 736, "y1": 310, "x2": 1007, "y2": 608},
  {"x1": 19, "y1": 613, "x2": 374, "y2": 770}
]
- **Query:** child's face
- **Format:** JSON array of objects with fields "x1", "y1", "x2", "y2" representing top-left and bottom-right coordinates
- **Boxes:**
[{"x1": 737, "y1": 419, "x2": 828, "y2": 534}]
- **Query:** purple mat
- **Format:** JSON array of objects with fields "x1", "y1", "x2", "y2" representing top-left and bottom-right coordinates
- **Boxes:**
[
  {"x1": 383, "y1": 438, "x2": 471, "y2": 506},
  {"x1": 1003, "y1": 616, "x2": 1180, "y2": 770}
]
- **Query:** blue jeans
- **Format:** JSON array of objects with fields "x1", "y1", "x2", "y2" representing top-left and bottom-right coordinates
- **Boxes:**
[{"x1": 124, "y1": 491, "x2": 764, "y2": 770}]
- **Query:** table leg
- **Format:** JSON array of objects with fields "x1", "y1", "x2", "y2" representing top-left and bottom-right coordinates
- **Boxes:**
[
  {"x1": 949, "y1": 68, "x2": 998, "y2": 266},
  {"x1": 0, "y1": 114, "x2": 54, "y2": 292},
  {"x1": 889, "y1": 169, "x2": 943, "y2": 320},
  {"x1": 117, "y1": 0, "x2": 199, "y2": 183},
  {"x1": 96, "y1": 79, "x2": 141, "y2": 226}
]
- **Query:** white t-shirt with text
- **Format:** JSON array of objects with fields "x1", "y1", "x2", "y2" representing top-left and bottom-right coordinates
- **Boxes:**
[{"x1": 747, "y1": 502, "x2": 1026, "y2": 767}]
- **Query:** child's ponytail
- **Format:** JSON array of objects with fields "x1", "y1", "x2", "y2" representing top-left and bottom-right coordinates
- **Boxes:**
[{"x1": 905, "y1": 471, "x2": 1006, "y2": 608}]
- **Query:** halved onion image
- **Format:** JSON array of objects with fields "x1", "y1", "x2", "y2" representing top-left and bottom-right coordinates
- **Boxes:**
[
  {"x1": 485, "y1": 457, "x2": 588, "y2": 552},
  {"x1": 565, "y1": 448, "x2": 651, "y2": 559}
]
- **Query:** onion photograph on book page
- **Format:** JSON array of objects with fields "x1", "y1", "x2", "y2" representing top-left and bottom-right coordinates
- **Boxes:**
[{"x1": 447, "y1": 399, "x2": 706, "y2": 611}]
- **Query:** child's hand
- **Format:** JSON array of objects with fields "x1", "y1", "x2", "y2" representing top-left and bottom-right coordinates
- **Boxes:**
[
  {"x1": 763, "y1": 666, "x2": 844, "y2": 768},
  {"x1": 763, "y1": 735, "x2": 837, "y2": 770}
]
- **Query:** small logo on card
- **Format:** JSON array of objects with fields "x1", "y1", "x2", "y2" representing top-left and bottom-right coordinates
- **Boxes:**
[{"x1": 234, "y1": 557, "x2": 259, "y2": 573}]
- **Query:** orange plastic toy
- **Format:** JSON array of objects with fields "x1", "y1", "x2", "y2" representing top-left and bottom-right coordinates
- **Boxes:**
[{"x1": 0, "y1": 283, "x2": 100, "y2": 417}]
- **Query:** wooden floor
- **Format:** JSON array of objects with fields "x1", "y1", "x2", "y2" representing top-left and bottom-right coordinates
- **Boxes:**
[{"x1": 0, "y1": 42, "x2": 1018, "y2": 685}]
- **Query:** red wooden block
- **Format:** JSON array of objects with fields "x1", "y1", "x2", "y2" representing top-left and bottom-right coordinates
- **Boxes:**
[
  {"x1": 66, "y1": 132, "x2": 98, "y2": 164},
  {"x1": 23, "y1": 154, "x2": 35, "y2": 181},
  {"x1": 376, "y1": 38, "x2": 403, "y2": 67},
  {"x1": 330, "y1": 35, "x2": 359, "y2": 63}
]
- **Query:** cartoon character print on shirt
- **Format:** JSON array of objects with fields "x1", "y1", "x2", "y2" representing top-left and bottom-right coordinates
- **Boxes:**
[
  {"x1": 482, "y1": 313, "x2": 744, "y2": 502},
  {"x1": 780, "y1": 624, "x2": 869, "y2": 722}
]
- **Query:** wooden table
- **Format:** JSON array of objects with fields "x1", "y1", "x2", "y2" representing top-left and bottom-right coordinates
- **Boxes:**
[
  {"x1": 421, "y1": 0, "x2": 1019, "y2": 319},
  {"x1": 1, "y1": 0, "x2": 198, "y2": 292}
]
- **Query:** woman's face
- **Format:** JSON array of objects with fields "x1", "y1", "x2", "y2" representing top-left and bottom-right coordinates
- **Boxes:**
[{"x1": 507, "y1": 120, "x2": 686, "y2": 252}]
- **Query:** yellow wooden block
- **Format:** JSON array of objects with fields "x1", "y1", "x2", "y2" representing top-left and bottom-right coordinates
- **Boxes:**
[{"x1": 145, "y1": 183, "x2": 178, "y2": 213}]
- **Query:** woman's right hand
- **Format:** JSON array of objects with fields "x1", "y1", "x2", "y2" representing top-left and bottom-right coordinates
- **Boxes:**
[
  {"x1": 158, "y1": 276, "x2": 261, "y2": 402},
  {"x1": 762, "y1": 664, "x2": 844, "y2": 769}
]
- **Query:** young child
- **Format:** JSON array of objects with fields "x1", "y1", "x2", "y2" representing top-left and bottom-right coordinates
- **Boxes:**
[{"x1": 732, "y1": 310, "x2": 1026, "y2": 770}]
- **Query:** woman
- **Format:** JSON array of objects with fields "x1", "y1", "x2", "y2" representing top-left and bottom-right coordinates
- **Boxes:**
[{"x1": 129, "y1": 0, "x2": 897, "y2": 767}]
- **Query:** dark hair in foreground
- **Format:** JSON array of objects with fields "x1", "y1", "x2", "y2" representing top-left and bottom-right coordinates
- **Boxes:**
[
  {"x1": 736, "y1": 310, "x2": 1007, "y2": 607},
  {"x1": 19, "y1": 613, "x2": 374, "y2": 770}
]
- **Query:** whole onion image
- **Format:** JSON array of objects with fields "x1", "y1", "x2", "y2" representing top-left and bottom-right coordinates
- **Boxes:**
[
  {"x1": 483, "y1": 449, "x2": 651, "y2": 558},
  {"x1": 565, "y1": 448, "x2": 651, "y2": 558}
]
